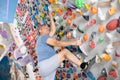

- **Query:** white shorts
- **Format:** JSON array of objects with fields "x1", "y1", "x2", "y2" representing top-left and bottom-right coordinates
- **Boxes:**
[{"x1": 38, "y1": 54, "x2": 60, "y2": 80}]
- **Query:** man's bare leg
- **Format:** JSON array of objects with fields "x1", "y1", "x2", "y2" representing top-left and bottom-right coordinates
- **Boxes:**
[
  {"x1": 57, "y1": 49, "x2": 98, "y2": 73},
  {"x1": 57, "y1": 49, "x2": 82, "y2": 66}
]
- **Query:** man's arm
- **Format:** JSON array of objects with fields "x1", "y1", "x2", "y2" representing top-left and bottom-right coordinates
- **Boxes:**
[
  {"x1": 49, "y1": 12, "x2": 56, "y2": 37},
  {"x1": 46, "y1": 37, "x2": 82, "y2": 47}
]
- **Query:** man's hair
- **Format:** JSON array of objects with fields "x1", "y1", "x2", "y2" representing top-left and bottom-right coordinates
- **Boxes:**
[
  {"x1": 36, "y1": 24, "x2": 43, "y2": 36},
  {"x1": 36, "y1": 24, "x2": 49, "y2": 36}
]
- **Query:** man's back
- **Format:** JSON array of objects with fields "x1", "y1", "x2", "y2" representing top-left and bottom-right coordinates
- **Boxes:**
[{"x1": 36, "y1": 35, "x2": 56, "y2": 62}]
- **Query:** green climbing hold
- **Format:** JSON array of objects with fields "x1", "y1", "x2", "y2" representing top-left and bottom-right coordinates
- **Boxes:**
[
  {"x1": 75, "y1": 0, "x2": 85, "y2": 8},
  {"x1": 77, "y1": 27, "x2": 84, "y2": 33},
  {"x1": 59, "y1": 18, "x2": 63, "y2": 23},
  {"x1": 98, "y1": 38, "x2": 104, "y2": 43}
]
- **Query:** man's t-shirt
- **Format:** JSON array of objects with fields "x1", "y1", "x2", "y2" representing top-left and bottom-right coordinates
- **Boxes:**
[{"x1": 36, "y1": 35, "x2": 56, "y2": 62}]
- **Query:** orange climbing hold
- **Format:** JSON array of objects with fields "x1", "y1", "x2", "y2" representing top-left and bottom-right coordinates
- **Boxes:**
[
  {"x1": 98, "y1": 24, "x2": 105, "y2": 33},
  {"x1": 83, "y1": 34, "x2": 89, "y2": 41},
  {"x1": 67, "y1": 18, "x2": 72, "y2": 25},
  {"x1": 76, "y1": 9, "x2": 83, "y2": 15},
  {"x1": 73, "y1": 73, "x2": 78, "y2": 79},
  {"x1": 49, "y1": 0, "x2": 54, "y2": 3},
  {"x1": 72, "y1": 13, "x2": 76, "y2": 19},
  {"x1": 51, "y1": 11, "x2": 55, "y2": 16},
  {"x1": 90, "y1": 6, "x2": 98, "y2": 14},
  {"x1": 59, "y1": 8, "x2": 63, "y2": 15},
  {"x1": 62, "y1": 73, "x2": 66, "y2": 78},
  {"x1": 100, "y1": 53, "x2": 111, "y2": 61}
]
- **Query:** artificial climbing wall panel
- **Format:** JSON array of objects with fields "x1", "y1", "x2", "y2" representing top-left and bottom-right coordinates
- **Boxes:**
[{"x1": 14, "y1": 0, "x2": 120, "y2": 80}]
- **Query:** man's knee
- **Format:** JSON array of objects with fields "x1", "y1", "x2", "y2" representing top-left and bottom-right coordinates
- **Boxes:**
[
  {"x1": 57, "y1": 49, "x2": 70, "y2": 63},
  {"x1": 62, "y1": 49, "x2": 71, "y2": 55}
]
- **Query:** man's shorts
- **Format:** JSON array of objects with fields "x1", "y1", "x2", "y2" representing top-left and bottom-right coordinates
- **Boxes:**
[{"x1": 38, "y1": 54, "x2": 60, "y2": 80}]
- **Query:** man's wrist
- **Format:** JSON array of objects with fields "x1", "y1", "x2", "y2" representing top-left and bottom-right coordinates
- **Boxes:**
[{"x1": 72, "y1": 40, "x2": 77, "y2": 45}]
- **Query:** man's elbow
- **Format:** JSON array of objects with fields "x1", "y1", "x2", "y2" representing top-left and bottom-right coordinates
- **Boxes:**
[{"x1": 55, "y1": 41, "x2": 63, "y2": 47}]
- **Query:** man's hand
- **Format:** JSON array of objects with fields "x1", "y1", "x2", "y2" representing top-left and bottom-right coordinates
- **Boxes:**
[
  {"x1": 48, "y1": 11, "x2": 53, "y2": 19},
  {"x1": 48, "y1": 11, "x2": 56, "y2": 37},
  {"x1": 76, "y1": 39, "x2": 82, "y2": 46}
]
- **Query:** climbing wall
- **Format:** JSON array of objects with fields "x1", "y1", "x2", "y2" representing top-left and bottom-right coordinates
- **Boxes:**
[{"x1": 14, "y1": 0, "x2": 120, "y2": 80}]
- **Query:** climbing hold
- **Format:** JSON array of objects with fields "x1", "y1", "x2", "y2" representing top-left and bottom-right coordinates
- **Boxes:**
[
  {"x1": 98, "y1": 38, "x2": 104, "y2": 43},
  {"x1": 108, "y1": 6, "x2": 116, "y2": 15},
  {"x1": 87, "y1": 19, "x2": 96, "y2": 26},
  {"x1": 85, "y1": 3, "x2": 91, "y2": 10},
  {"x1": 90, "y1": 6, "x2": 98, "y2": 14},
  {"x1": 72, "y1": 13, "x2": 76, "y2": 19},
  {"x1": 76, "y1": 9, "x2": 83, "y2": 15},
  {"x1": 106, "y1": 19, "x2": 119, "y2": 31},
  {"x1": 87, "y1": 71, "x2": 96, "y2": 80},
  {"x1": 77, "y1": 27, "x2": 84, "y2": 33},
  {"x1": 112, "y1": 61, "x2": 119, "y2": 68},
  {"x1": 59, "y1": 18, "x2": 63, "y2": 23},
  {"x1": 100, "y1": 53, "x2": 111, "y2": 61},
  {"x1": 83, "y1": 34, "x2": 89, "y2": 41},
  {"x1": 75, "y1": 0, "x2": 85, "y2": 8},
  {"x1": 63, "y1": 13, "x2": 68, "y2": 20},
  {"x1": 67, "y1": 8, "x2": 72, "y2": 15},
  {"x1": 101, "y1": 68, "x2": 107, "y2": 77},
  {"x1": 116, "y1": 16, "x2": 120, "y2": 33},
  {"x1": 89, "y1": 41, "x2": 95, "y2": 48},
  {"x1": 108, "y1": 69, "x2": 118, "y2": 78},
  {"x1": 98, "y1": 24, "x2": 105, "y2": 33},
  {"x1": 67, "y1": 18, "x2": 72, "y2": 25},
  {"x1": 82, "y1": 14, "x2": 89, "y2": 21},
  {"x1": 67, "y1": 1, "x2": 77, "y2": 9},
  {"x1": 66, "y1": 32, "x2": 72, "y2": 39},
  {"x1": 59, "y1": 8, "x2": 63, "y2": 15}
]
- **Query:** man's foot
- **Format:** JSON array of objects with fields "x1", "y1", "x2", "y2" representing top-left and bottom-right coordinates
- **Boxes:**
[{"x1": 82, "y1": 55, "x2": 98, "y2": 73}]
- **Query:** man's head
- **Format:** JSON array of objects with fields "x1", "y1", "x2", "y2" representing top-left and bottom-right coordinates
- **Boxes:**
[{"x1": 38, "y1": 25, "x2": 50, "y2": 35}]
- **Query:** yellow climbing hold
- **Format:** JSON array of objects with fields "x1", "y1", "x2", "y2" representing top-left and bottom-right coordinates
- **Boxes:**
[
  {"x1": 54, "y1": 8, "x2": 59, "y2": 12},
  {"x1": 85, "y1": 3, "x2": 91, "y2": 10},
  {"x1": 108, "y1": 6, "x2": 116, "y2": 15},
  {"x1": 100, "y1": 53, "x2": 111, "y2": 61},
  {"x1": 0, "y1": 44, "x2": 6, "y2": 49}
]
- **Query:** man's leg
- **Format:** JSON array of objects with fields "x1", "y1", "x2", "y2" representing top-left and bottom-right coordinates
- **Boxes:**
[
  {"x1": 43, "y1": 71, "x2": 56, "y2": 80},
  {"x1": 57, "y1": 49, "x2": 82, "y2": 66},
  {"x1": 57, "y1": 49, "x2": 98, "y2": 72},
  {"x1": 38, "y1": 54, "x2": 60, "y2": 79},
  {"x1": 82, "y1": 56, "x2": 96, "y2": 73}
]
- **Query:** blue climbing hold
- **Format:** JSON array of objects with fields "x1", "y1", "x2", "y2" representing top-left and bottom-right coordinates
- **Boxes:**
[{"x1": 87, "y1": 71, "x2": 96, "y2": 80}]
